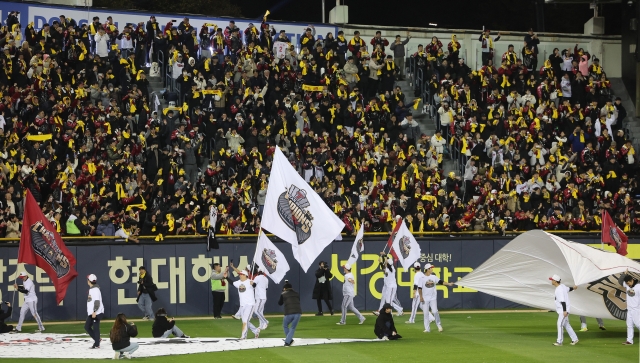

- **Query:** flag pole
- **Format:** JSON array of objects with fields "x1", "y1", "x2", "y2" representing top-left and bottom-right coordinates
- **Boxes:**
[
  {"x1": 601, "y1": 210, "x2": 605, "y2": 251},
  {"x1": 250, "y1": 228, "x2": 263, "y2": 279}
]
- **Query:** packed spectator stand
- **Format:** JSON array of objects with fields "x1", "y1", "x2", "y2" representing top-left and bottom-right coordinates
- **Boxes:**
[{"x1": 0, "y1": 10, "x2": 637, "y2": 242}]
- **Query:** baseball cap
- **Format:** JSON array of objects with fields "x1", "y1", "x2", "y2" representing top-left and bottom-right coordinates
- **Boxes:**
[
  {"x1": 549, "y1": 274, "x2": 561, "y2": 282},
  {"x1": 239, "y1": 270, "x2": 249, "y2": 276},
  {"x1": 344, "y1": 263, "x2": 352, "y2": 270},
  {"x1": 19, "y1": 271, "x2": 28, "y2": 277},
  {"x1": 413, "y1": 262, "x2": 421, "y2": 269},
  {"x1": 424, "y1": 263, "x2": 434, "y2": 270},
  {"x1": 87, "y1": 273, "x2": 97, "y2": 282}
]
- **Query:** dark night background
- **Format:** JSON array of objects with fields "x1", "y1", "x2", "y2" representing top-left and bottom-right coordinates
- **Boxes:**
[{"x1": 236, "y1": 0, "x2": 623, "y2": 34}]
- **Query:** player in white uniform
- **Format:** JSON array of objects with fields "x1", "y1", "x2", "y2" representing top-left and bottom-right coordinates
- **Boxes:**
[
  {"x1": 621, "y1": 271, "x2": 640, "y2": 345},
  {"x1": 578, "y1": 316, "x2": 605, "y2": 331},
  {"x1": 374, "y1": 253, "x2": 402, "y2": 316},
  {"x1": 337, "y1": 263, "x2": 365, "y2": 325},
  {"x1": 233, "y1": 270, "x2": 261, "y2": 339},
  {"x1": 85, "y1": 274, "x2": 105, "y2": 349},
  {"x1": 252, "y1": 270, "x2": 270, "y2": 330},
  {"x1": 549, "y1": 274, "x2": 579, "y2": 346},
  {"x1": 13, "y1": 271, "x2": 45, "y2": 333},
  {"x1": 419, "y1": 263, "x2": 453, "y2": 332},
  {"x1": 407, "y1": 262, "x2": 435, "y2": 324}
]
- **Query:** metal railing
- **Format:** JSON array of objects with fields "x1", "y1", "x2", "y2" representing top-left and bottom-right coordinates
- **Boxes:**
[{"x1": 157, "y1": 50, "x2": 166, "y2": 87}]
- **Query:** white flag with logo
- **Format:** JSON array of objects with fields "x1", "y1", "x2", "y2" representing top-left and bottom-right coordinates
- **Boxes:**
[
  {"x1": 262, "y1": 147, "x2": 345, "y2": 272},
  {"x1": 253, "y1": 234, "x2": 290, "y2": 284},
  {"x1": 347, "y1": 224, "x2": 365, "y2": 266},
  {"x1": 391, "y1": 220, "x2": 421, "y2": 269}
]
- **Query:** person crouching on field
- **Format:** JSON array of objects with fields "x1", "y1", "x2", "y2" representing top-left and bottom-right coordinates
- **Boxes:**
[
  {"x1": 152, "y1": 308, "x2": 190, "y2": 338},
  {"x1": 110, "y1": 313, "x2": 139, "y2": 360},
  {"x1": 375, "y1": 303, "x2": 402, "y2": 340}
]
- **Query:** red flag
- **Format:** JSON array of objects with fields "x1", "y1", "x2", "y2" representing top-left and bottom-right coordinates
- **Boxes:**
[
  {"x1": 386, "y1": 218, "x2": 402, "y2": 262},
  {"x1": 601, "y1": 210, "x2": 628, "y2": 256},
  {"x1": 18, "y1": 190, "x2": 78, "y2": 304}
]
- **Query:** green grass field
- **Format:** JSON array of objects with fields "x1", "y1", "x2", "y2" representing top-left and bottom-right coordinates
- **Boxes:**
[{"x1": 12, "y1": 311, "x2": 640, "y2": 362}]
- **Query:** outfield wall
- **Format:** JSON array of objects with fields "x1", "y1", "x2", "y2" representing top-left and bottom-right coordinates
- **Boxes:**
[{"x1": 0, "y1": 238, "x2": 633, "y2": 320}]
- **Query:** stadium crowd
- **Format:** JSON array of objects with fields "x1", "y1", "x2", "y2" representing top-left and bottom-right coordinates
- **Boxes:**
[{"x1": 0, "y1": 10, "x2": 636, "y2": 241}]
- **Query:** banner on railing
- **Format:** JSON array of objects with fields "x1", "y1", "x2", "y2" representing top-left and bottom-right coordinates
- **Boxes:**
[
  {"x1": 0, "y1": 237, "x2": 626, "y2": 321},
  {"x1": 0, "y1": 1, "x2": 337, "y2": 47}
]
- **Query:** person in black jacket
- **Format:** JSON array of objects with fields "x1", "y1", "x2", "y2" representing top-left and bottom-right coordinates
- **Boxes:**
[
  {"x1": 374, "y1": 303, "x2": 402, "y2": 340},
  {"x1": 152, "y1": 308, "x2": 189, "y2": 338},
  {"x1": 137, "y1": 266, "x2": 158, "y2": 321},
  {"x1": 110, "y1": 313, "x2": 139, "y2": 360},
  {"x1": 0, "y1": 302, "x2": 13, "y2": 333},
  {"x1": 312, "y1": 261, "x2": 333, "y2": 316},
  {"x1": 278, "y1": 281, "x2": 302, "y2": 347}
]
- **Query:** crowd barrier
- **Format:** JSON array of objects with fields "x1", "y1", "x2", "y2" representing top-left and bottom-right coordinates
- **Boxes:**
[{"x1": 0, "y1": 236, "x2": 635, "y2": 321}]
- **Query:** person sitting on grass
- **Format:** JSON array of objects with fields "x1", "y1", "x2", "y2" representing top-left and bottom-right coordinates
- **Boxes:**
[
  {"x1": 152, "y1": 308, "x2": 190, "y2": 338},
  {"x1": 110, "y1": 313, "x2": 139, "y2": 360},
  {"x1": 375, "y1": 303, "x2": 402, "y2": 340}
]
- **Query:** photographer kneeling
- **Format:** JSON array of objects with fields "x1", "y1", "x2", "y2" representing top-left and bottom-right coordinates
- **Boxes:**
[
  {"x1": 152, "y1": 308, "x2": 190, "y2": 338},
  {"x1": 0, "y1": 301, "x2": 13, "y2": 333}
]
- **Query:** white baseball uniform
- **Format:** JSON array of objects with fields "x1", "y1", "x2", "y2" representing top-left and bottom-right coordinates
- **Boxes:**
[
  {"x1": 340, "y1": 272, "x2": 364, "y2": 324},
  {"x1": 252, "y1": 274, "x2": 269, "y2": 328},
  {"x1": 554, "y1": 284, "x2": 578, "y2": 344},
  {"x1": 378, "y1": 262, "x2": 402, "y2": 313},
  {"x1": 419, "y1": 273, "x2": 442, "y2": 331},
  {"x1": 16, "y1": 278, "x2": 44, "y2": 332},
  {"x1": 409, "y1": 270, "x2": 424, "y2": 323},
  {"x1": 233, "y1": 279, "x2": 260, "y2": 339},
  {"x1": 624, "y1": 281, "x2": 640, "y2": 343}
]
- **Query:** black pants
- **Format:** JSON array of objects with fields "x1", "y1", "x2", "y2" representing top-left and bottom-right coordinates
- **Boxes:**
[
  {"x1": 481, "y1": 52, "x2": 492, "y2": 66},
  {"x1": 316, "y1": 298, "x2": 333, "y2": 313},
  {"x1": 212, "y1": 291, "x2": 225, "y2": 318},
  {"x1": 0, "y1": 324, "x2": 12, "y2": 333},
  {"x1": 85, "y1": 313, "x2": 104, "y2": 347}
]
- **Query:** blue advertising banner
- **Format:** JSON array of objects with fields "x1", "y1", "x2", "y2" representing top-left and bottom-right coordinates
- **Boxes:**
[
  {"x1": 0, "y1": 237, "x2": 630, "y2": 321},
  {"x1": 0, "y1": 1, "x2": 337, "y2": 47}
]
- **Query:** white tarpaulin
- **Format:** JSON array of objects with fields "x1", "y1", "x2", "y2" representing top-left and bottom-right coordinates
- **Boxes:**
[
  {"x1": 457, "y1": 230, "x2": 640, "y2": 320},
  {"x1": 0, "y1": 333, "x2": 373, "y2": 359}
]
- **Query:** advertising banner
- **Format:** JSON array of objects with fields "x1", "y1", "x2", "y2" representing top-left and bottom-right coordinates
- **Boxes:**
[{"x1": 0, "y1": 1, "x2": 337, "y2": 47}]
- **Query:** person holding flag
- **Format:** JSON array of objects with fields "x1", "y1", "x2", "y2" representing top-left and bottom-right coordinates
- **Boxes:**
[
  {"x1": 419, "y1": 263, "x2": 454, "y2": 332},
  {"x1": 18, "y1": 190, "x2": 78, "y2": 308},
  {"x1": 602, "y1": 210, "x2": 628, "y2": 256},
  {"x1": 232, "y1": 270, "x2": 261, "y2": 339},
  {"x1": 373, "y1": 252, "x2": 403, "y2": 316},
  {"x1": 336, "y1": 263, "x2": 365, "y2": 325},
  {"x1": 252, "y1": 233, "x2": 291, "y2": 328},
  {"x1": 12, "y1": 271, "x2": 45, "y2": 333}
]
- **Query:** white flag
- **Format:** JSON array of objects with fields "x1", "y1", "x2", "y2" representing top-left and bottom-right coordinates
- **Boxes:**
[
  {"x1": 391, "y1": 219, "x2": 421, "y2": 269},
  {"x1": 207, "y1": 205, "x2": 219, "y2": 251},
  {"x1": 253, "y1": 233, "x2": 290, "y2": 284},
  {"x1": 347, "y1": 224, "x2": 365, "y2": 266},
  {"x1": 262, "y1": 147, "x2": 345, "y2": 272}
]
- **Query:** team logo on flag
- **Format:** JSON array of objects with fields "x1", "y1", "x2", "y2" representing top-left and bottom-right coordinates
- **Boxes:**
[
  {"x1": 277, "y1": 185, "x2": 313, "y2": 244},
  {"x1": 261, "y1": 248, "x2": 278, "y2": 274},
  {"x1": 30, "y1": 221, "x2": 71, "y2": 278},
  {"x1": 356, "y1": 237, "x2": 364, "y2": 252},
  {"x1": 399, "y1": 236, "x2": 411, "y2": 259},
  {"x1": 609, "y1": 227, "x2": 622, "y2": 250},
  {"x1": 586, "y1": 272, "x2": 640, "y2": 320}
]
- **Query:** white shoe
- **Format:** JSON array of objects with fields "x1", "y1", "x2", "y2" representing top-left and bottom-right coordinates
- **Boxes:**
[
  {"x1": 423, "y1": 330, "x2": 430, "y2": 333},
  {"x1": 359, "y1": 317, "x2": 366, "y2": 325},
  {"x1": 372, "y1": 311, "x2": 380, "y2": 316},
  {"x1": 35, "y1": 329, "x2": 44, "y2": 333},
  {"x1": 142, "y1": 316, "x2": 149, "y2": 321},
  {"x1": 336, "y1": 322, "x2": 345, "y2": 325},
  {"x1": 438, "y1": 325, "x2": 443, "y2": 332},
  {"x1": 114, "y1": 352, "x2": 121, "y2": 360},
  {"x1": 405, "y1": 320, "x2": 414, "y2": 324},
  {"x1": 553, "y1": 342, "x2": 562, "y2": 346},
  {"x1": 262, "y1": 324, "x2": 268, "y2": 330},
  {"x1": 570, "y1": 340, "x2": 579, "y2": 346},
  {"x1": 381, "y1": 336, "x2": 389, "y2": 341},
  {"x1": 429, "y1": 317, "x2": 435, "y2": 323},
  {"x1": 396, "y1": 310, "x2": 404, "y2": 316},
  {"x1": 254, "y1": 328, "x2": 260, "y2": 338}
]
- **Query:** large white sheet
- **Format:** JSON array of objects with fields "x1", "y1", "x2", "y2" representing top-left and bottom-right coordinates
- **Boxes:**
[{"x1": 457, "y1": 230, "x2": 640, "y2": 320}]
